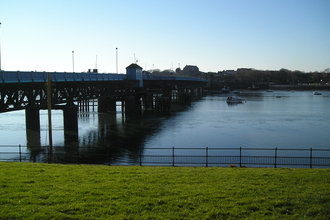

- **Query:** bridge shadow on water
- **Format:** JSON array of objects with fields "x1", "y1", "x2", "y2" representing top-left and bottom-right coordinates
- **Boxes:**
[{"x1": 24, "y1": 102, "x2": 194, "y2": 165}]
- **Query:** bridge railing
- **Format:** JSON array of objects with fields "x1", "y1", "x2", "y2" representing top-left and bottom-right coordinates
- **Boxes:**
[
  {"x1": 0, "y1": 71, "x2": 126, "y2": 83},
  {"x1": 1, "y1": 70, "x2": 209, "y2": 84}
]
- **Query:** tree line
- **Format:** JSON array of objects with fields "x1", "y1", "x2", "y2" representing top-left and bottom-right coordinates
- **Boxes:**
[{"x1": 145, "y1": 67, "x2": 330, "y2": 88}]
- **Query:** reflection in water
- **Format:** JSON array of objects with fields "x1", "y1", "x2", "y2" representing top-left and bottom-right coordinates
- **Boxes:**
[
  {"x1": 1, "y1": 91, "x2": 330, "y2": 167},
  {"x1": 48, "y1": 110, "x2": 177, "y2": 164}
]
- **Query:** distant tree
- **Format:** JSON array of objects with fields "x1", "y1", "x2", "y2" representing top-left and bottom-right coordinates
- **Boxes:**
[
  {"x1": 150, "y1": 69, "x2": 161, "y2": 75},
  {"x1": 161, "y1": 69, "x2": 175, "y2": 75},
  {"x1": 278, "y1": 68, "x2": 292, "y2": 83},
  {"x1": 175, "y1": 68, "x2": 182, "y2": 75}
]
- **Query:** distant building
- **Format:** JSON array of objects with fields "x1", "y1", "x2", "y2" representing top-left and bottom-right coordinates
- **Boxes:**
[
  {"x1": 237, "y1": 68, "x2": 252, "y2": 72},
  {"x1": 216, "y1": 70, "x2": 236, "y2": 76},
  {"x1": 126, "y1": 63, "x2": 143, "y2": 87},
  {"x1": 222, "y1": 70, "x2": 236, "y2": 75},
  {"x1": 182, "y1": 65, "x2": 200, "y2": 75}
]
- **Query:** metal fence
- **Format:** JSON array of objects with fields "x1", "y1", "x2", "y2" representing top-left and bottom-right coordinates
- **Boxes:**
[{"x1": 0, "y1": 145, "x2": 329, "y2": 168}]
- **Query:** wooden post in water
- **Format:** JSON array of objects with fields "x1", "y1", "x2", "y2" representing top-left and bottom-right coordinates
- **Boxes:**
[{"x1": 47, "y1": 73, "x2": 53, "y2": 161}]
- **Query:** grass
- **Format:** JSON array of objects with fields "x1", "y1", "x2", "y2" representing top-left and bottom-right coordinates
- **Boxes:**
[{"x1": 0, "y1": 162, "x2": 329, "y2": 219}]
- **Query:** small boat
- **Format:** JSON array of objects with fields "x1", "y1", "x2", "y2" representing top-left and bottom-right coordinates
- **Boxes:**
[
  {"x1": 267, "y1": 84, "x2": 273, "y2": 92},
  {"x1": 220, "y1": 86, "x2": 230, "y2": 94},
  {"x1": 211, "y1": 87, "x2": 230, "y2": 94},
  {"x1": 248, "y1": 84, "x2": 259, "y2": 90},
  {"x1": 313, "y1": 91, "x2": 322, "y2": 95},
  {"x1": 226, "y1": 96, "x2": 245, "y2": 103}
]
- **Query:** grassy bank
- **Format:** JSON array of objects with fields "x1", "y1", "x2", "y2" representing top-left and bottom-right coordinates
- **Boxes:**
[{"x1": 0, "y1": 162, "x2": 329, "y2": 219}]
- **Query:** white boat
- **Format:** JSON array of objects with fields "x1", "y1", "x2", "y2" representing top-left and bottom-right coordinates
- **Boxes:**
[
  {"x1": 226, "y1": 96, "x2": 245, "y2": 103},
  {"x1": 313, "y1": 91, "x2": 322, "y2": 95},
  {"x1": 248, "y1": 84, "x2": 259, "y2": 90},
  {"x1": 267, "y1": 84, "x2": 273, "y2": 92},
  {"x1": 220, "y1": 86, "x2": 230, "y2": 94}
]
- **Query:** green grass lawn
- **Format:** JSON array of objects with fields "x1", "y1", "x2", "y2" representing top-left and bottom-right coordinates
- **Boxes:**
[{"x1": 0, "y1": 162, "x2": 329, "y2": 219}]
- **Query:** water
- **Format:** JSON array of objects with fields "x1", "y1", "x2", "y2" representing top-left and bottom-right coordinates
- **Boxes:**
[{"x1": 0, "y1": 91, "x2": 329, "y2": 166}]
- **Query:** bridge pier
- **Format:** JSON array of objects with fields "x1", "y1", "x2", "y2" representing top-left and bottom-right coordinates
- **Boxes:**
[
  {"x1": 98, "y1": 97, "x2": 117, "y2": 113},
  {"x1": 142, "y1": 93, "x2": 154, "y2": 111},
  {"x1": 63, "y1": 105, "x2": 79, "y2": 145},
  {"x1": 25, "y1": 107, "x2": 41, "y2": 131},
  {"x1": 25, "y1": 107, "x2": 41, "y2": 147},
  {"x1": 178, "y1": 92, "x2": 192, "y2": 105},
  {"x1": 24, "y1": 105, "x2": 79, "y2": 147},
  {"x1": 154, "y1": 95, "x2": 171, "y2": 112},
  {"x1": 124, "y1": 95, "x2": 142, "y2": 115}
]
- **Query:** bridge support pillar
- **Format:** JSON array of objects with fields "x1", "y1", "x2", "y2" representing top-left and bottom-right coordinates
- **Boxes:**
[
  {"x1": 178, "y1": 92, "x2": 191, "y2": 105},
  {"x1": 25, "y1": 107, "x2": 41, "y2": 147},
  {"x1": 98, "y1": 97, "x2": 116, "y2": 113},
  {"x1": 25, "y1": 107, "x2": 40, "y2": 131},
  {"x1": 125, "y1": 95, "x2": 141, "y2": 115},
  {"x1": 142, "y1": 93, "x2": 154, "y2": 110},
  {"x1": 63, "y1": 105, "x2": 78, "y2": 145}
]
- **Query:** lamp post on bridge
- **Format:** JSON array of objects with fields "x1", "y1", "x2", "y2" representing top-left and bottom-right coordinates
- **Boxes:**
[
  {"x1": 116, "y1": 47, "x2": 118, "y2": 74},
  {"x1": 72, "y1": 51, "x2": 74, "y2": 72}
]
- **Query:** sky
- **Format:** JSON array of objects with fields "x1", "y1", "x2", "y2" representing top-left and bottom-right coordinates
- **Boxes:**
[{"x1": 0, "y1": 0, "x2": 329, "y2": 73}]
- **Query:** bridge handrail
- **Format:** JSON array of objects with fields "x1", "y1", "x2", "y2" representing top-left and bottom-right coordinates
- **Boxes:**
[
  {"x1": 1, "y1": 71, "x2": 209, "y2": 84},
  {"x1": 0, "y1": 71, "x2": 126, "y2": 83}
]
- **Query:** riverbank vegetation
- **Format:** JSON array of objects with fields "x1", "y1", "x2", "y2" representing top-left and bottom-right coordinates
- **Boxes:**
[
  {"x1": 0, "y1": 162, "x2": 329, "y2": 219},
  {"x1": 148, "y1": 66, "x2": 330, "y2": 90}
]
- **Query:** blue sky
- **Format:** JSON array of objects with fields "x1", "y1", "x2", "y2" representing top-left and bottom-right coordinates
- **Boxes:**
[{"x1": 1, "y1": 0, "x2": 329, "y2": 73}]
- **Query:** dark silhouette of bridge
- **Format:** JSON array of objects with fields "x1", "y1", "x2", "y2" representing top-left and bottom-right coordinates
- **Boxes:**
[{"x1": 0, "y1": 64, "x2": 209, "y2": 146}]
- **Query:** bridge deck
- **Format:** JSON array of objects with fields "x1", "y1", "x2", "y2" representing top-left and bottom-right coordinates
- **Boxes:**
[
  {"x1": 0, "y1": 71, "x2": 126, "y2": 83},
  {"x1": 0, "y1": 71, "x2": 208, "y2": 84}
]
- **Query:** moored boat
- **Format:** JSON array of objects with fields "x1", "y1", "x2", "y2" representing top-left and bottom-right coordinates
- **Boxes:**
[
  {"x1": 220, "y1": 86, "x2": 230, "y2": 94},
  {"x1": 248, "y1": 84, "x2": 259, "y2": 90},
  {"x1": 313, "y1": 91, "x2": 322, "y2": 95},
  {"x1": 226, "y1": 96, "x2": 245, "y2": 103}
]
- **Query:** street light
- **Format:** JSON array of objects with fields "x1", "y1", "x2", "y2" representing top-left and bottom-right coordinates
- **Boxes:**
[
  {"x1": 72, "y1": 51, "x2": 74, "y2": 72},
  {"x1": 116, "y1": 47, "x2": 118, "y2": 74}
]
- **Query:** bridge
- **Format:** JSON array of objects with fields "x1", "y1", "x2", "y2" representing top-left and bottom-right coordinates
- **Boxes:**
[{"x1": 0, "y1": 64, "x2": 209, "y2": 145}]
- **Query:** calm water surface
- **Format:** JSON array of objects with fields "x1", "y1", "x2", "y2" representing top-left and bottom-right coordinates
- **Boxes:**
[{"x1": 1, "y1": 91, "x2": 329, "y2": 164}]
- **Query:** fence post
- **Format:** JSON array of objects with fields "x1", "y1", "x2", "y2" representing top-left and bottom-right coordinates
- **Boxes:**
[
  {"x1": 172, "y1": 147, "x2": 175, "y2": 167},
  {"x1": 310, "y1": 148, "x2": 312, "y2": 169},
  {"x1": 76, "y1": 145, "x2": 79, "y2": 164},
  {"x1": 107, "y1": 146, "x2": 111, "y2": 166},
  {"x1": 19, "y1": 144, "x2": 22, "y2": 162},
  {"x1": 206, "y1": 147, "x2": 208, "y2": 167},
  {"x1": 139, "y1": 147, "x2": 142, "y2": 166},
  {"x1": 274, "y1": 147, "x2": 277, "y2": 168},
  {"x1": 239, "y1": 147, "x2": 242, "y2": 167}
]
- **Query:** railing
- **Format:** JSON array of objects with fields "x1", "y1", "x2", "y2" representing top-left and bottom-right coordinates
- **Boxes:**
[
  {"x1": 1, "y1": 71, "x2": 209, "y2": 84},
  {"x1": 1, "y1": 146, "x2": 329, "y2": 168},
  {"x1": 0, "y1": 71, "x2": 126, "y2": 83}
]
